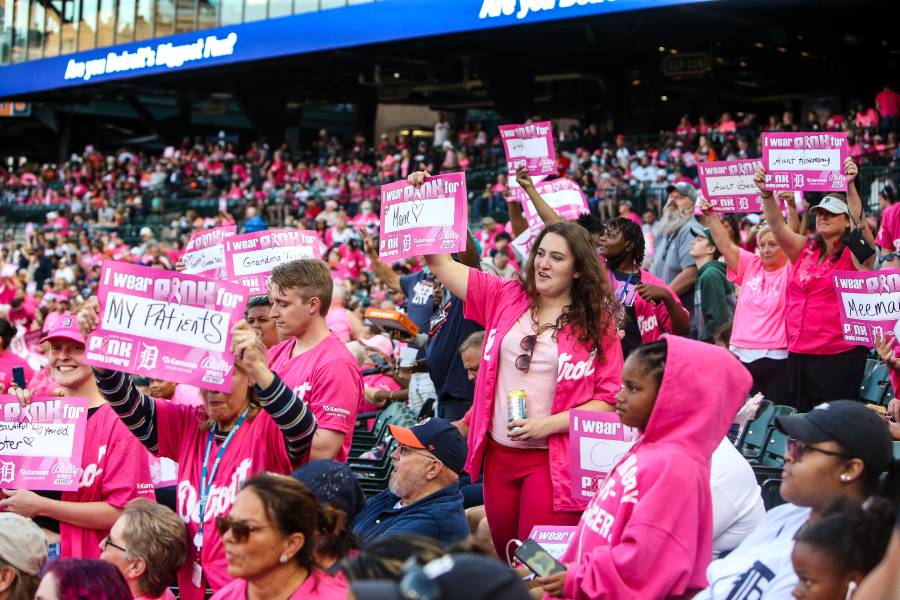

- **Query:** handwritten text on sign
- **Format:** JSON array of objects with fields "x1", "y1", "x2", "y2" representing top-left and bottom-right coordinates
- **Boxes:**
[
  {"x1": 499, "y1": 121, "x2": 556, "y2": 177},
  {"x1": 698, "y1": 159, "x2": 767, "y2": 213},
  {"x1": 762, "y1": 132, "x2": 848, "y2": 192},
  {"x1": 0, "y1": 396, "x2": 88, "y2": 491},
  {"x1": 84, "y1": 262, "x2": 249, "y2": 392},
  {"x1": 516, "y1": 178, "x2": 589, "y2": 233},
  {"x1": 224, "y1": 230, "x2": 321, "y2": 295},
  {"x1": 181, "y1": 225, "x2": 236, "y2": 277},
  {"x1": 834, "y1": 269, "x2": 900, "y2": 347},
  {"x1": 569, "y1": 410, "x2": 638, "y2": 501},
  {"x1": 379, "y1": 173, "x2": 467, "y2": 262}
]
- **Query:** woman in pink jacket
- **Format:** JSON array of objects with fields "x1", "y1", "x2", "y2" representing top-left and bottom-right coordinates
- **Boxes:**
[
  {"x1": 537, "y1": 335, "x2": 750, "y2": 599},
  {"x1": 418, "y1": 170, "x2": 623, "y2": 558}
]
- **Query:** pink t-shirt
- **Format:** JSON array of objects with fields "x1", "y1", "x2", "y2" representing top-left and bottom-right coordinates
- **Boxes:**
[
  {"x1": 0, "y1": 350, "x2": 35, "y2": 388},
  {"x1": 61, "y1": 404, "x2": 155, "y2": 559},
  {"x1": 211, "y1": 570, "x2": 348, "y2": 600},
  {"x1": 876, "y1": 202, "x2": 900, "y2": 252},
  {"x1": 325, "y1": 306, "x2": 353, "y2": 343},
  {"x1": 358, "y1": 373, "x2": 401, "y2": 413},
  {"x1": 267, "y1": 334, "x2": 363, "y2": 462},
  {"x1": 876, "y1": 89, "x2": 900, "y2": 117},
  {"x1": 171, "y1": 384, "x2": 204, "y2": 408},
  {"x1": 155, "y1": 401, "x2": 293, "y2": 600},
  {"x1": 491, "y1": 313, "x2": 556, "y2": 450},
  {"x1": 728, "y1": 249, "x2": 789, "y2": 351}
]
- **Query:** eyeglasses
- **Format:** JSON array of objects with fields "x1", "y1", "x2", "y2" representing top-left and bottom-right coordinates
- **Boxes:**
[
  {"x1": 397, "y1": 445, "x2": 437, "y2": 461},
  {"x1": 215, "y1": 517, "x2": 272, "y2": 543},
  {"x1": 398, "y1": 557, "x2": 441, "y2": 600},
  {"x1": 515, "y1": 335, "x2": 537, "y2": 373},
  {"x1": 786, "y1": 438, "x2": 854, "y2": 462},
  {"x1": 100, "y1": 536, "x2": 128, "y2": 554}
]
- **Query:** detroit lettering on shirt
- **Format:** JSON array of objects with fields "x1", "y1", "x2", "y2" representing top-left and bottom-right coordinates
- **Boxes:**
[
  {"x1": 267, "y1": 333, "x2": 363, "y2": 462},
  {"x1": 61, "y1": 404, "x2": 154, "y2": 559}
]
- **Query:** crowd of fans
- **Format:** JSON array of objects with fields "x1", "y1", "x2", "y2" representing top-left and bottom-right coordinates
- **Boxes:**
[{"x1": 0, "y1": 88, "x2": 899, "y2": 600}]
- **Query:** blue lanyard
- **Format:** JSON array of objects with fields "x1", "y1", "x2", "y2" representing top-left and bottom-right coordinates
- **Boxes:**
[
  {"x1": 195, "y1": 405, "x2": 249, "y2": 551},
  {"x1": 618, "y1": 271, "x2": 636, "y2": 305}
]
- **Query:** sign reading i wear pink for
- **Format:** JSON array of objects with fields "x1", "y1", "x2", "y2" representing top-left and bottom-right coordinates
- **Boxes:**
[
  {"x1": 83, "y1": 261, "x2": 249, "y2": 392},
  {"x1": 833, "y1": 269, "x2": 900, "y2": 347},
  {"x1": 499, "y1": 121, "x2": 556, "y2": 177},
  {"x1": 516, "y1": 178, "x2": 589, "y2": 233},
  {"x1": 526, "y1": 526, "x2": 578, "y2": 561},
  {"x1": 378, "y1": 173, "x2": 467, "y2": 262},
  {"x1": 762, "y1": 132, "x2": 849, "y2": 192},
  {"x1": 0, "y1": 395, "x2": 88, "y2": 491},
  {"x1": 181, "y1": 225, "x2": 237, "y2": 278},
  {"x1": 569, "y1": 410, "x2": 638, "y2": 501},
  {"x1": 224, "y1": 229, "x2": 321, "y2": 295},
  {"x1": 698, "y1": 159, "x2": 768, "y2": 213}
]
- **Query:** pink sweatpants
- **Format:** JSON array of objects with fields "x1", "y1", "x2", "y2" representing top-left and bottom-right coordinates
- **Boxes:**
[{"x1": 482, "y1": 438, "x2": 581, "y2": 560}]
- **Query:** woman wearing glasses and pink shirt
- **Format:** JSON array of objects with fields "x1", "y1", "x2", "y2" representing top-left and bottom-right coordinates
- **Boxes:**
[{"x1": 410, "y1": 170, "x2": 624, "y2": 557}]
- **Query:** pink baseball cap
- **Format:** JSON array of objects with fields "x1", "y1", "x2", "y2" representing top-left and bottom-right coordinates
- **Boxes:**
[
  {"x1": 39, "y1": 314, "x2": 85, "y2": 346},
  {"x1": 360, "y1": 334, "x2": 393, "y2": 357}
]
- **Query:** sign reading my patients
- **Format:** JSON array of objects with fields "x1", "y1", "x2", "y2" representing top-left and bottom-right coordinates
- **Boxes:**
[
  {"x1": 569, "y1": 410, "x2": 638, "y2": 501},
  {"x1": 833, "y1": 269, "x2": 900, "y2": 348},
  {"x1": 378, "y1": 173, "x2": 468, "y2": 262},
  {"x1": 0, "y1": 395, "x2": 88, "y2": 491},
  {"x1": 516, "y1": 178, "x2": 589, "y2": 233},
  {"x1": 181, "y1": 225, "x2": 237, "y2": 278},
  {"x1": 84, "y1": 262, "x2": 249, "y2": 392},
  {"x1": 224, "y1": 229, "x2": 321, "y2": 295},
  {"x1": 762, "y1": 132, "x2": 849, "y2": 192},
  {"x1": 499, "y1": 121, "x2": 556, "y2": 177}
]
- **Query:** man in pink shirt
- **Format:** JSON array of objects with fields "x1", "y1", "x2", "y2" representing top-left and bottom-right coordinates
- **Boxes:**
[
  {"x1": 876, "y1": 84, "x2": 900, "y2": 136},
  {"x1": 267, "y1": 259, "x2": 363, "y2": 462}
]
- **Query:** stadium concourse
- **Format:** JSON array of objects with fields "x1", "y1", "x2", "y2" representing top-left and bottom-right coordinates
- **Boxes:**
[{"x1": 1, "y1": 1, "x2": 900, "y2": 600}]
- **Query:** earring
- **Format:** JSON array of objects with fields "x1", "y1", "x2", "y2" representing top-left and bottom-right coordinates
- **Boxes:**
[
  {"x1": 840, "y1": 474, "x2": 851, "y2": 482},
  {"x1": 279, "y1": 554, "x2": 289, "y2": 564}
]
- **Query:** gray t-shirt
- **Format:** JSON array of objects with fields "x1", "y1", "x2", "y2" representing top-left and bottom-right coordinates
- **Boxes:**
[{"x1": 650, "y1": 218, "x2": 698, "y2": 314}]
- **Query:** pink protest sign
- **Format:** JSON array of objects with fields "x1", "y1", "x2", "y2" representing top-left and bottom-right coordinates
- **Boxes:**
[
  {"x1": 698, "y1": 159, "x2": 766, "y2": 213},
  {"x1": 517, "y1": 178, "x2": 589, "y2": 233},
  {"x1": 527, "y1": 526, "x2": 578, "y2": 561},
  {"x1": 181, "y1": 225, "x2": 237, "y2": 278},
  {"x1": 84, "y1": 261, "x2": 249, "y2": 392},
  {"x1": 762, "y1": 132, "x2": 849, "y2": 192},
  {"x1": 224, "y1": 229, "x2": 321, "y2": 295},
  {"x1": 569, "y1": 410, "x2": 638, "y2": 501},
  {"x1": 499, "y1": 121, "x2": 556, "y2": 177},
  {"x1": 833, "y1": 269, "x2": 900, "y2": 347},
  {"x1": 0, "y1": 395, "x2": 89, "y2": 491},
  {"x1": 378, "y1": 173, "x2": 467, "y2": 262}
]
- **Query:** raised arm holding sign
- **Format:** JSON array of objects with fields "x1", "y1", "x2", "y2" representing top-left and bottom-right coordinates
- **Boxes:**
[
  {"x1": 82, "y1": 261, "x2": 249, "y2": 392},
  {"x1": 761, "y1": 131, "x2": 849, "y2": 192}
]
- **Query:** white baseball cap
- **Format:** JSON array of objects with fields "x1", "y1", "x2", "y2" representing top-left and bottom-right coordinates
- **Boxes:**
[
  {"x1": 810, "y1": 196, "x2": 850, "y2": 216},
  {"x1": 0, "y1": 513, "x2": 48, "y2": 576}
]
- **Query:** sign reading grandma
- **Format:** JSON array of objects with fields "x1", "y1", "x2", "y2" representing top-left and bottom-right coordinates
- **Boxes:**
[{"x1": 0, "y1": 0, "x2": 711, "y2": 98}]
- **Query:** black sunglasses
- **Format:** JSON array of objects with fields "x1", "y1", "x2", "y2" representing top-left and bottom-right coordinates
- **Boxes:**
[{"x1": 515, "y1": 335, "x2": 537, "y2": 373}]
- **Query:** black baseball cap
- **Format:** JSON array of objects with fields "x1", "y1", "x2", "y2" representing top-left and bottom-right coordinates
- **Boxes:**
[
  {"x1": 351, "y1": 553, "x2": 532, "y2": 600},
  {"x1": 775, "y1": 400, "x2": 893, "y2": 473},
  {"x1": 389, "y1": 418, "x2": 467, "y2": 475},
  {"x1": 290, "y1": 460, "x2": 366, "y2": 522}
]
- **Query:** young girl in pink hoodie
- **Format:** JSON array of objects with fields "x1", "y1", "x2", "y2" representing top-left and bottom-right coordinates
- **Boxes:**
[{"x1": 537, "y1": 335, "x2": 751, "y2": 599}]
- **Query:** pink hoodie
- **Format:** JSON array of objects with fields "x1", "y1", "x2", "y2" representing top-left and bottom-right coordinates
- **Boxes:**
[{"x1": 557, "y1": 335, "x2": 751, "y2": 599}]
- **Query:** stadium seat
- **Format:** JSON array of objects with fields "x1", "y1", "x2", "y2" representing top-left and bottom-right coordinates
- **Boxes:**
[
  {"x1": 740, "y1": 404, "x2": 795, "y2": 462},
  {"x1": 758, "y1": 429, "x2": 788, "y2": 468},
  {"x1": 894, "y1": 441, "x2": 900, "y2": 460},
  {"x1": 733, "y1": 399, "x2": 772, "y2": 449},
  {"x1": 859, "y1": 362, "x2": 890, "y2": 405},
  {"x1": 760, "y1": 478, "x2": 786, "y2": 511}
]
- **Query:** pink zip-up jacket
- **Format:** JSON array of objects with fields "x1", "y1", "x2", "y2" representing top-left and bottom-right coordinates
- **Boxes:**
[
  {"x1": 557, "y1": 335, "x2": 751, "y2": 599},
  {"x1": 607, "y1": 267, "x2": 687, "y2": 343},
  {"x1": 462, "y1": 268, "x2": 623, "y2": 512}
]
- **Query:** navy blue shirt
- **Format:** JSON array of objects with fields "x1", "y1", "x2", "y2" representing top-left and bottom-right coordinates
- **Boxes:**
[
  {"x1": 426, "y1": 291, "x2": 482, "y2": 399},
  {"x1": 399, "y1": 272, "x2": 436, "y2": 332},
  {"x1": 351, "y1": 483, "x2": 469, "y2": 546}
]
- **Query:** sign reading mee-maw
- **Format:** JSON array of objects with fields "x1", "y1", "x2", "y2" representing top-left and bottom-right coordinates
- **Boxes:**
[
  {"x1": 224, "y1": 229, "x2": 321, "y2": 295},
  {"x1": 834, "y1": 269, "x2": 900, "y2": 347},
  {"x1": 84, "y1": 262, "x2": 249, "y2": 392},
  {"x1": 0, "y1": 395, "x2": 88, "y2": 491},
  {"x1": 379, "y1": 173, "x2": 468, "y2": 262},
  {"x1": 569, "y1": 410, "x2": 638, "y2": 500},
  {"x1": 762, "y1": 132, "x2": 849, "y2": 192}
]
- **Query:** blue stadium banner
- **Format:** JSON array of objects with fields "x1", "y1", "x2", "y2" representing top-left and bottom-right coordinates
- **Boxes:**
[{"x1": 0, "y1": 0, "x2": 712, "y2": 98}]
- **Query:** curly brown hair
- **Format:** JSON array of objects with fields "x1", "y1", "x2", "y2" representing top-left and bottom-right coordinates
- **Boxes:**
[{"x1": 522, "y1": 221, "x2": 617, "y2": 357}]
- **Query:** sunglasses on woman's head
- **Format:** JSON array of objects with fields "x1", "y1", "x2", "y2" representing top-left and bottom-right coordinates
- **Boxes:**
[
  {"x1": 515, "y1": 335, "x2": 537, "y2": 373},
  {"x1": 215, "y1": 516, "x2": 271, "y2": 543}
]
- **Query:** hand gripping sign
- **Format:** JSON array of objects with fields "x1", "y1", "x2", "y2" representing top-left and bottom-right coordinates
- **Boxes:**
[
  {"x1": 224, "y1": 229, "x2": 321, "y2": 295},
  {"x1": 834, "y1": 269, "x2": 900, "y2": 347},
  {"x1": 499, "y1": 121, "x2": 556, "y2": 177},
  {"x1": 181, "y1": 225, "x2": 237, "y2": 278},
  {"x1": 84, "y1": 261, "x2": 249, "y2": 392},
  {"x1": 569, "y1": 410, "x2": 638, "y2": 501},
  {"x1": 516, "y1": 178, "x2": 589, "y2": 233},
  {"x1": 378, "y1": 173, "x2": 468, "y2": 262},
  {"x1": 0, "y1": 395, "x2": 88, "y2": 491},
  {"x1": 762, "y1": 132, "x2": 849, "y2": 192}
]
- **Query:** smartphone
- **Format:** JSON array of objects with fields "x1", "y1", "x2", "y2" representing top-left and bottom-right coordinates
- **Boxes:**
[
  {"x1": 12, "y1": 366, "x2": 26, "y2": 388},
  {"x1": 514, "y1": 539, "x2": 566, "y2": 578}
]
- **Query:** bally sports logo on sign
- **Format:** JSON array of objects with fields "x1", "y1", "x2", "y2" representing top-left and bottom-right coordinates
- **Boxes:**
[{"x1": 480, "y1": 0, "x2": 618, "y2": 20}]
